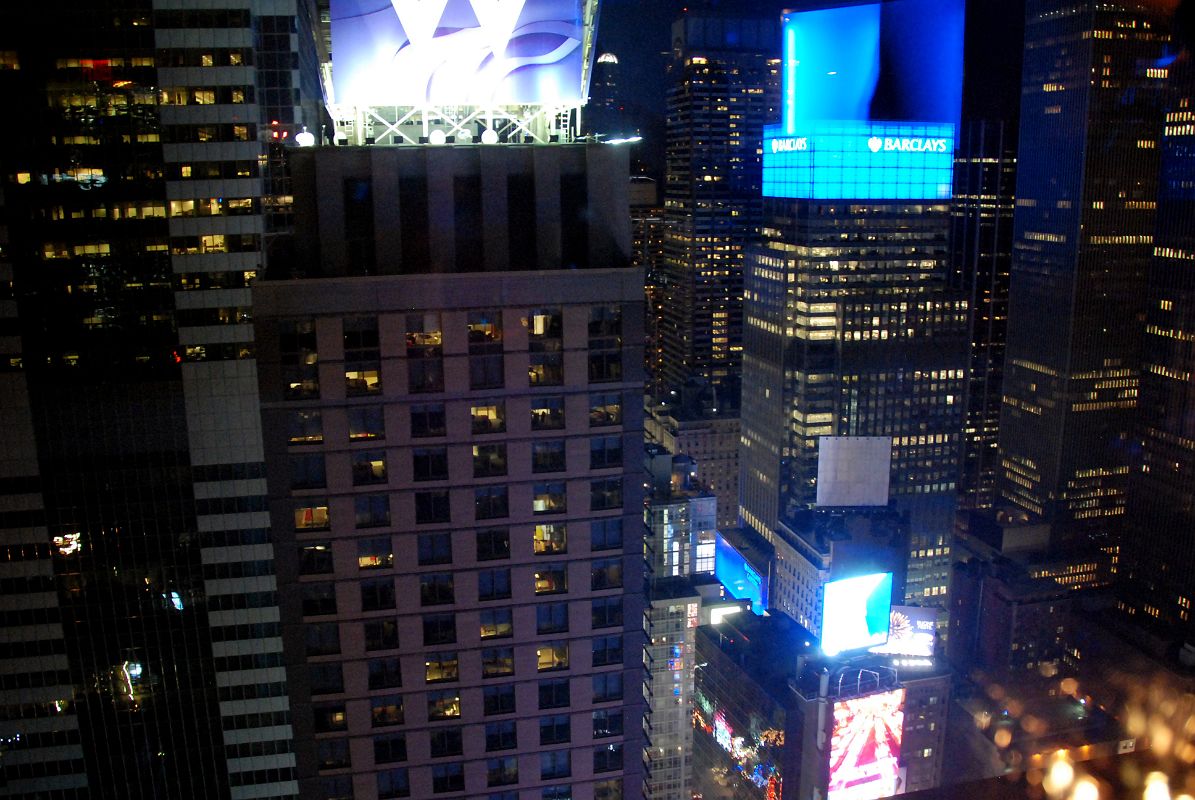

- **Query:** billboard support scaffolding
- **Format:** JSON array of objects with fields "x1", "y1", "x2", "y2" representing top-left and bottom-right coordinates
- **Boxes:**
[{"x1": 329, "y1": 102, "x2": 582, "y2": 146}]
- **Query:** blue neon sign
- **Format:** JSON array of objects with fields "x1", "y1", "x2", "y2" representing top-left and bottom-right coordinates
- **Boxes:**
[{"x1": 763, "y1": 0, "x2": 963, "y2": 201}]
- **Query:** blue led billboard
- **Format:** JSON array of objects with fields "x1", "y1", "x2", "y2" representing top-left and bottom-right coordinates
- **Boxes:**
[
  {"x1": 330, "y1": 0, "x2": 588, "y2": 106},
  {"x1": 762, "y1": 0, "x2": 963, "y2": 201},
  {"x1": 820, "y1": 572, "x2": 893, "y2": 657},
  {"x1": 715, "y1": 534, "x2": 768, "y2": 615}
]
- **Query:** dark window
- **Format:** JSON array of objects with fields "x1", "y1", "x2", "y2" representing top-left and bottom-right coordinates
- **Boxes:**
[
  {"x1": 429, "y1": 727, "x2": 463, "y2": 757},
  {"x1": 590, "y1": 478, "x2": 622, "y2": 511},
  {"x1": 418, "y1": 533, "x2": 453, "y2": 565},
  {"x1": 415, "y1": 490, "x2": 451, "y2": 524},
  {"x1": 590, "y1": 436, "x2": 623, "y2": 470},
  {"x1": 593, "y1": 743, "x2": 623, "y2": 773},
  {"x1": 592, "y1": 672, "x2": 623, "y2": 703},
  {"x1": 410, "y1": 403, "x2": 446, "y2": 438},
  {"x1": 290, "y1": 453, "x2": 326, "y2": 489},
  {"x1": 531, "y1": 396, "x2": 565, "y2": 430},
  {"x1": 540, "y1": 748, "x2": 571, "y2": 780},
  {"x1": 344, "y1": 316, "x2": 381, "y2": 393},
  {"x1": 371, "y1": 695, "x2": 404, "y2": 727},
  {"x1": 487, "y1": 755, "x2": 518, "y2": 787},
  {"x1": 355, "y1": 494, "x2": 391, "y2": 528},
  {"x1": 368, "y1": 657, "x2": 402, "y2": 690},
  {"x1": 592, "y1": 597, "x2": 623, "y2": 629},
  {"x1": 374, "y1": 734, "x2": 407, "y2": 764},
  {"x1": 560, "y1": 173, "x2": 589, "y2": 269},
  {"x1": 475, "y1": 486, "x2": 509, "y2": 520},
  {"x1": 478, "y1": 568, "x2": 511, "y2": 601},
  {"x1": 362, "y1": 577, "x2": 396, "y2": 611},
  {"x1": 378, "y1": 768, "x2": 410, "y2": 799},
  {"x1": 592, "y1": 635, "x2": 623, "y2": 667},
  {"x1": 540, "y1": 714, "x2": 570, "y2": 745},
  {"x1": 508, "y1": 173, "x2": 537, "y2": 268},
  {"x1": 420, "y1": 573, "x2": 455, "y2": 605},
  {"x1": 413, "y1": 448, "x2": 449, "y2": 481},
  {"x1": 300, "y1": 542, "x2": 334, "y2": 574},
  {"x1": 473, "y1": 444, "x2": 507, "y2": 477},
  {"x1": 431, "y1": 763, "x2": 464, "y2": 794},
  {"x1": 422, "y1": 613, "x2": 457, "y2": 646},
  {"x1": 486, "y1": 720, "x2": 518, "y2": 751},
  {"x1": 591, "y1": 558, "x2": 623, "y2": 590},
  {"x1": 399, "y1": 176, "x2": 429, "y2": 269},
  {"x1": 591, "y1": 519, "x2": 623, "y2": 551},
  {"x1": 301, "y1": 583, "x2": 337, "y2": 616},
  {"x1": 348, "y1": 405, "x2": 385, "y2": 440},
  {"x1": 538, "y1": 678, "x2": 570, "y2": 709},
  {"x1": 476, "y1": 527, "x2": 511, "y2": 561},
  {"x1": 318, "y1": 739, "x2": 350, "y2": 771},
  {"x1": 305, "y1": 623, "x2": 340, "y2": 656},
  {"x1": 280, "y1": 319, "x2": 318, "y2": 399},
  {"x1": 532, "y1": 440, "x2": 567, "y2": 473},
  {"x1": 587, "y1": 306, "x2": 622, "y2": 383},
  {"x1": 483, "y1": 684, "x2": 516, "y2": 716},
  {"x1": 482, "y1": 646, "x2": 515, "y2": 677},
  {"x1": 455, "y1": 177, "x2": 483, "y2": 271},
  {"x1": 310, "y1": 662, "x2": 344, "y2": 695},
  {"x1": 593, "y1": 709, "x2": 623, "y2": 738},
  {"x1": 536, "y1": 602, "x2": 569, "y2": 634},
  {"x1": 468, "y1": 310, "x2": 504, "y2": 389},
  {"x1": 364, "y1": 619, "x2": 399, "y2": 651}
]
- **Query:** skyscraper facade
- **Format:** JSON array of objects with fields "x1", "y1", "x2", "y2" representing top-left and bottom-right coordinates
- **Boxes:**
[
  {"x1": 1119, "y1": 59, "x2": 1195, "y2": 633},
  {"x1": 655, "y1": 11, "x2": 780, "y2": 406},
  {"x1": 998, "y1": 0, "x2": 1171, "y2": 539},
  {"x1": 951, "y1": 122, "x2": 1018, "y2": 515},
  {"x1": 253, "y1": 144, "x2": 646, "y2": 800},
  {"x1": 0, "y1": 2, "x2": 325, "y2": 797}
]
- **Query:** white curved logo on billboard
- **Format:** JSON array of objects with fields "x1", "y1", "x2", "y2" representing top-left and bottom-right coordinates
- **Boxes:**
[{"x1": 332, "y1": 0, "x2": 587, "y2": 106}]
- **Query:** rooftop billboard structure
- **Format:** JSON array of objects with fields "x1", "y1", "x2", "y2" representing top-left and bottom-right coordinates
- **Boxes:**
[
  {"x1": 762, "y1": 0, "x2": 964, "y2": 200},
  {"x1": 328, "y1": 0, "x2": 599, "y2": 144}
]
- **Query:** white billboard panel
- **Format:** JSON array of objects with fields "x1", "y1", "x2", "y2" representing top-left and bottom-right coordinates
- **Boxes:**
[{"x1": 815, "y1": 436, "x2": 891, "y2": 507}]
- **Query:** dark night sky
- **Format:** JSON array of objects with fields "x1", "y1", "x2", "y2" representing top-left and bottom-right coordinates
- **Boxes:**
[{"x1": 592, "y1": 0, "x2": 1028, "y2": 175}]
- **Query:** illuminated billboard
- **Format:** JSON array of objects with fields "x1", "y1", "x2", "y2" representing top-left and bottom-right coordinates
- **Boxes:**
[
  {"x1": 821, "y1": 573, "x2": 892, "y2": 657},
  {"x1": 330, "y1": 0, "x2": 589, "y2": 106},
  {"x1": 762, "y1": 0, "x2": 963, "y2": 200},
  {"x1": 715, "y1": 533, "x2": 768, "y2": 615},
  {"x1": 869, "y1": 606, "x2": 936, "y2": 657},
  {"x1": 829, "y1": 688, "x2": 905, "y2": 800}
]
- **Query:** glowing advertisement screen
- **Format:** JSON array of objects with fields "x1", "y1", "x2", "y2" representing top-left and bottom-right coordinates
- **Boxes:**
[
  {"x1": 762, "y1": 0, "x2": 963, "y2": 200},
  {"x1": 829, "y1": 689, "x2": 905, "y2": 800},
  {"x1": 869, "y1": 606, "x2": 936, "y2": 657},
  {"x1": 821, "y1": 573, "x2": 892, "y2": 657},
  {"x1": 330, "y1": 0, "x2": 587, "y2": 106},
  {"x1": 715, "y1": 534, "x2": 768, "y2": 615}
]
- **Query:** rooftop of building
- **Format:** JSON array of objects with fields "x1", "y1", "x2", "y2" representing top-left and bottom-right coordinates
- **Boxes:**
[
  {"x1": 650, "y1": 575, "x2": 703, "y2": 603},
  {"x1": 718, "y1": 525, "x2": 774, "y2": 578}
]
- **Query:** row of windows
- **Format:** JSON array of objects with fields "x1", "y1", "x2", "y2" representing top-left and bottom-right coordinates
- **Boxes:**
[
  {"x1": 299, "y1": 520, "x2": 623, "y2": 577},
  {"x1": 312, "y1": 673, "x2": 625, "y2": 736},
  {"x1": 288, "y1": 394, "x2": 623, "y2": 445},
  {"x1": 288, "y1": 437, "x2": 623, "y2": 488},
  {"x1": 320, "y1": 767, "x2": 622, "y2": 799},
  {"x1": 303, "y1": 599, "x2": 624, "y2": 657},
  {"x1": 292, "y1": 479, "x2": 624, "y2": 530}
]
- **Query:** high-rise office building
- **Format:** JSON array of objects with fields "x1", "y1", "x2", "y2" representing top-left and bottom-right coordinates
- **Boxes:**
[
  {"x1": 738, "y1": 0, "x2": 969, "y2": 612},
  {"x1": 253, "y1": 144, "x2": 646, "y2": 800},
  {"x1": 1119, "y1": 59, "x2": 1195, "y2": 633},
  {"x1": 951, "y1": 122, "x2": 1018, "y2": 515},
  {"x1": 654, "y1": 10, "x2": 781, "y2": 407},
  {"x1": 997, "y1": 0, "x2": 1171, "y2": 541},
  {"x1": 0, "y1": 3, "x2": 324, "y2": 797}
]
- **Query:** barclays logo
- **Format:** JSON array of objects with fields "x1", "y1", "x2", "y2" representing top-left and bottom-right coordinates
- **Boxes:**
[
  {"x1": 868, "y1": 136, "x2": 950, "y2": 153},
  {"x1": 771, "y1": 136, "x2": 809, "y2": 153}
]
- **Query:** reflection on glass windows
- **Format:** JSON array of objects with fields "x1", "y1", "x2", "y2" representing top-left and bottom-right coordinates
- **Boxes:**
[{"x1": 355, "y1": 494, "x2": 391, "y2": 527}]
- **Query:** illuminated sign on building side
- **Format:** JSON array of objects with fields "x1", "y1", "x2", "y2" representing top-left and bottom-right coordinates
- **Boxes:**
[{"x1": 829, "y1": 688, "x2": 905, "y2": 800}]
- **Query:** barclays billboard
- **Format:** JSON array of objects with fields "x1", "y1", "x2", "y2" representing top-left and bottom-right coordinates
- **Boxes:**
[
  {"x1": 762, "y1": 0, "x2": 964, "y2": 200},
  {"x1": 330, "y1": 0, "x2": 588, "y2": 107}
]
